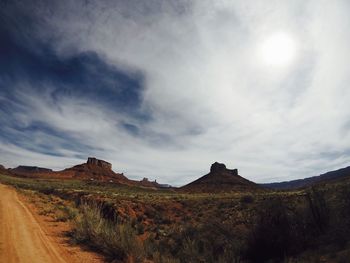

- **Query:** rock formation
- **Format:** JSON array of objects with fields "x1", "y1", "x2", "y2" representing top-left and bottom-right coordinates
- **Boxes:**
[
  {"x1": 12, "y1": 166, "x2": 53, "y2": 173},
  {"x1": 139, "y1": 177, "x2": 160, "y2": 188},
  {"x1": 87, "y1": 157, "x2": 112, "y2": 170},
  {"x1": 60, "y1": 157, "x2": 128, "y2": 182},
  {"x1": 180, "y1": 162, "x2": 258, "y2": 193},
  {"x1": 210, "y1": 162, "x2": 238, "y2": 176},
  {"x1": 4, "y1": 158, "x2": 165, "y2": 189},
  {"x1": 10, "y1": 166, "x2": 53, "y2": 177}
]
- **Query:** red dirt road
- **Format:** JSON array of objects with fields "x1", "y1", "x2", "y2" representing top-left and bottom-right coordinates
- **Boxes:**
[{"x1": 0, "y1": 184, "x2": 101, "y2": 263}]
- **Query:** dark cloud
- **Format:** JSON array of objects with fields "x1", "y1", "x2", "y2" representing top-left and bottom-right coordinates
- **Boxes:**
[
  {"x1": 0, "y1": 1, "x2": 150, "y2": 161},
  {"x1": 0, "y1": 17, "x2": 146, "y2": 114}
]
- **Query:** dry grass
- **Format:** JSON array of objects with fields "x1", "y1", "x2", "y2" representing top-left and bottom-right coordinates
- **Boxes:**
[
  {"x1": 3, "y1": 173, "x2": 350, "y2": 262},
  {"x1": 72, "y1": 202, "x2": 145, "y2": 262}
]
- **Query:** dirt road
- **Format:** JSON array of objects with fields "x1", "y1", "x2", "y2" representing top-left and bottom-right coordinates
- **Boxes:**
[{"x1": 0, "y1": 184, "x2": 84, "y2": 263}]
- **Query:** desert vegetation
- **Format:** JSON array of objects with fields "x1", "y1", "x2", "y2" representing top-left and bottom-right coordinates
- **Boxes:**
[{"x1": 1, "y1": 173, "x2": 350, "y2": 262}]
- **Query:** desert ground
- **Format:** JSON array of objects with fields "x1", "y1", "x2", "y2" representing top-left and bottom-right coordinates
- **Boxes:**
[
  {"x1": 1, "y1": 160, "x2": 350, "y2": 262},
  {"x1": 0, "y1": 184, "x2": 103, "y2": 263}
]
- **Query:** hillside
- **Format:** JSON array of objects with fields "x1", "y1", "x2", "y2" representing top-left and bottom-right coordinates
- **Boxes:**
[
  {"x1": 10, "y1": 166, "x2": 53, "y2": 177},
  {"x1": 56, "y1": 157, "x2": 129, "y2": 183},
  {"x1": 262, "y1": 166, "x2": 350, "y2": 189},
  {"x1": 6, "y1": 157, "x2": 160, "y2": 188},
  {"x1": 0, "y1": 165, "x2": 9, "y2": 175},
  {"x1": 180, "y1": 162, "x2": 259, "y2": 193}
]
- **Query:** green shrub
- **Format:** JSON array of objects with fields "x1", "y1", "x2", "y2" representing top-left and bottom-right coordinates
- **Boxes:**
[{"x1": 55, "y1": 205, "x2": 78, "y2": 222}]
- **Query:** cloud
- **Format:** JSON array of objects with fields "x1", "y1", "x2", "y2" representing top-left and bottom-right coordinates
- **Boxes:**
[{"x1": 1, "y1": 0, "x2": 350, "y2": 185}]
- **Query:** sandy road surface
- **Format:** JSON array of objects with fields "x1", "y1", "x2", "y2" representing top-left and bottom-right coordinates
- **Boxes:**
[{"x1": 0, "y1": 184, "x2": 76, "y2": 263}]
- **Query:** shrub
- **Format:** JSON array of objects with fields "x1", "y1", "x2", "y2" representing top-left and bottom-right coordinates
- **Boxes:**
[
  {"x1": 39, "y1": 188, "x2": 56, "y2": 195},
  {"x1": 245, "y1": 198, "x2": 292, "y2": 262},
  {"x1": 55, "y1": 205, "x2": 78, "y2": 222},
  {"x1": 160, "y1": 220, "x2": 244, "y2": 263},
  {"x1": 240, "y1": 194, "x2": 254, "y2": 204},
  {"x1": 136, "y1": 222, "x2": 145, "y2": 235},
  {"x1": 305, "y1": 187, "x2": 329, "y2": 234},
  {"x1": 73, "y1": 203, "x2": 145, "y2": 262}
]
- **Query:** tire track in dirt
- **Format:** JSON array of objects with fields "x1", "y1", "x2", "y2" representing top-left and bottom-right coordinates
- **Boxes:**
[{"x1": 0, "y1": 184, "x2": 75, "y2": 263}]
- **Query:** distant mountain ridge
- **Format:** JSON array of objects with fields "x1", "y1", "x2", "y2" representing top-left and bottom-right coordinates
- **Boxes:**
[
  {"x1": 2, "y1": 159, "x2": 350, "y2": 191},
  {"x1": 10, "y1": 166, "x2": 53, "y2": 176},
  {"x1": 262, "y1": 166, "x2": 350, "y2": 189},
  {"x1": 180, "y1": 162, "x2": 259, "y2": 193}
]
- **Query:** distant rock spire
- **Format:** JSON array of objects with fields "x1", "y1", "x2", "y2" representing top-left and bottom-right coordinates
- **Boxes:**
[
  {"x1": 210, "y1": 162, "x2": 238, "y2": 176},
  {"x1": 210, "y1": 162, "x2": 227, "y2": 173},
  {"x1": 87, "y1": 157, "x2": 112, "y2": 170}
]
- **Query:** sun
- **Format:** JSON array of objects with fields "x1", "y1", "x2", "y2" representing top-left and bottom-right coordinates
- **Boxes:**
[{"x1": 260, "y1": 32, "x2": 297, "y2": 67}]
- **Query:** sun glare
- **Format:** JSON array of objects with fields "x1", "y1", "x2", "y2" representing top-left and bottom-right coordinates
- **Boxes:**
[{"x1": 260, "y1": 32, "x2": 297, "y2": 67}]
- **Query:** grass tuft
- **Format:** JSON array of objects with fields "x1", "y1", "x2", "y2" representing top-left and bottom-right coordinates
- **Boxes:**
[{"x1": 73, "y1": 203, "x2": 145, "y2": 262}]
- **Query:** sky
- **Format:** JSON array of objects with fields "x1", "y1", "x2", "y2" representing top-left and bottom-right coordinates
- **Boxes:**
[{"x1": 1, "y1": 0, "x2": 350, "y2": 186}]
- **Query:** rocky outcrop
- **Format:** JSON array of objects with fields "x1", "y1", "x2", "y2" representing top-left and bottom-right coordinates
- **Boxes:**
[
  {"x1": 12, "y1": 166, "x2": 53, "y2": 173},
  {"x1": 4, "y1": 158, "x2": 165, "y2": 190},
  {"x1": 180, "y1": 162, "x2": 259, "y2": 193},
  {"x1": 210, "y1": 162, "x2": 238, "y2": 176},
  {"x1": 6, "y1": 158, "x2": 121, "y2": 181},
  {"x1": 10, "y1": 166, "x2": 53, "y2": 177},
  {"x1": 139, "y1": 177, "x2": 160, "y2": 188},
  {"x1": 59, "y1": 157, "x2": 128, "y2": 182},
  {"x1": 87, "y1": 157, "x2": 112, "y2": 170}
]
